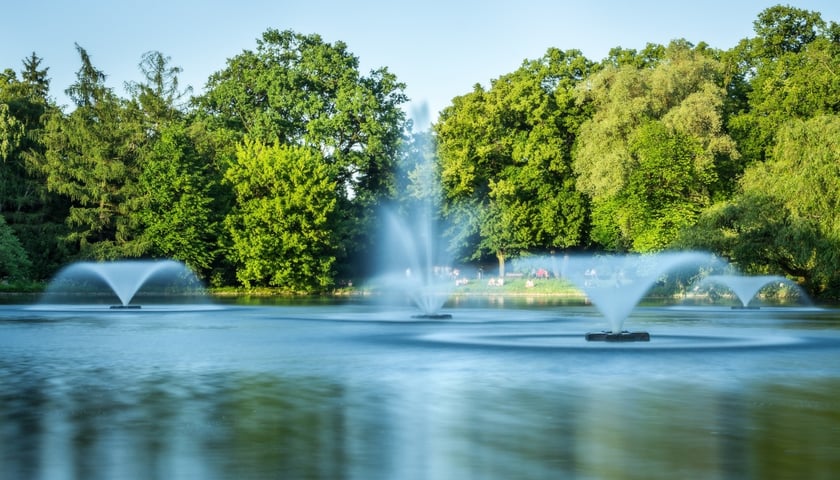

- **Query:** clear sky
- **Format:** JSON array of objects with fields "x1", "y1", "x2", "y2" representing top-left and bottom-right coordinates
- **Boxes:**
[{"x1": 2, "y1": 0, "x2": 839, "y2": 128}]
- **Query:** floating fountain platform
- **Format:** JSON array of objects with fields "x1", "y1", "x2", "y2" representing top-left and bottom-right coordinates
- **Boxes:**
[
  {"x1": 109, "y1": 305, "x2": 142, "y2": 309},
  {"x1": 585, "y1": 331, "x2": 651, "y2": 342},
  {"x1": 411, "y1": 313, "x2": 453, "y2": 319}
]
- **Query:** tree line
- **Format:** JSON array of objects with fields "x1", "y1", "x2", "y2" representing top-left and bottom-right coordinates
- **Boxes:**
[{"x1": 1, "y1": 5, "x2": 839, "y2": 298}]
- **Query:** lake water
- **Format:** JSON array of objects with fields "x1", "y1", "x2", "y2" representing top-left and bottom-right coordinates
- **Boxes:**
[{"x1": 1, "y1": 297, "x2": 839, "y2": 479}]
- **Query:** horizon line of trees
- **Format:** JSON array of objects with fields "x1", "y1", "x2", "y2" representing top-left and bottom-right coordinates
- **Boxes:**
[{"x1": 2, "y1": 5, "x2": 839, "y2": 299}]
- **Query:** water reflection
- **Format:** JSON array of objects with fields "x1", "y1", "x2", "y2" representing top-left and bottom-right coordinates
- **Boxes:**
[{"x1": 1, "y1": 303, "x2": 839, "y2": 478}]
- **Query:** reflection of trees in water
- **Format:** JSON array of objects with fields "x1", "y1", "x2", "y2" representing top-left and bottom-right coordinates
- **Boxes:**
[
  {"x1": 0, "y1": 368, "x2": 354, "y2": 479},
  {"x1": 0, "y1": 362, "x2": 47, "y2": 479},
  {"x1": 2, "y1": 364, "x2": 840, "y2": 478},
  {"x1": 210, "y1": 375, "x2": 352, "y2": 478}
]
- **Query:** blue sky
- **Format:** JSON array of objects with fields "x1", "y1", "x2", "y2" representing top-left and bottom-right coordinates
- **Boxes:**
[{"x1": 2, "y1": 1, "x2": 839, "y2": 128}]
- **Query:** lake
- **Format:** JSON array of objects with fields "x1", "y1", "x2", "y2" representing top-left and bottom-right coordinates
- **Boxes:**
[{"x1": 1, "y1": 297, "x2": 839, "y2": 479}]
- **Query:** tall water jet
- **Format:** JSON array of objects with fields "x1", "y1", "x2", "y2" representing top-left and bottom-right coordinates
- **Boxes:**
[
  {"x1": 696, "y1": 274, "x2": 803, "y2": 308},
  {"x1": 555, "y1": 251, "x2": 714, "y2": 340},
  {"x1": 369, "y1": 129, "x2": 455, "y2": 318},
  {"x1": 40, "y1": 259, "x2": 206, "y2": 308}
]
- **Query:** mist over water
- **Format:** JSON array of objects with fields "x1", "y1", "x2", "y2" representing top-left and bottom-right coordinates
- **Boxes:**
[
  {"x1": 367, "y1": 130, "x2": 457, "y2": 317},
  {"x1": 369, "y1": 205, "x2": 457, "y2": 315}
]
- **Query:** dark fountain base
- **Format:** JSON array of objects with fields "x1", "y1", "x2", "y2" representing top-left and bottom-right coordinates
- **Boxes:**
[
  {"x1": 585, "y1": 331, "x2": 651, "y2": 342},
  {"x1": 110, "y1": 305, "x2": 142, "y2": 309},
  {"x1": 411, "y1": 313, "x2": 453, "y2": 319},
  {"x1": 731, "y1": 306, "x2": 760, "y2": 310}
]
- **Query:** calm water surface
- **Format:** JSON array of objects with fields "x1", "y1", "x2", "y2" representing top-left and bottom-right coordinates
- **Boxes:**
[{"x1": 1, "y1": 297, "x2": 839, "y2": 479}]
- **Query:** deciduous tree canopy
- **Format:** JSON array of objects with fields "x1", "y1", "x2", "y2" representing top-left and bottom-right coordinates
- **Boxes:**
[
  {"x1": 225, "y1": 140, "x2": 340, "y2": 290},
  {"x1": 435, "y1": 48, "x2": 592, "y2": 274},
  {"x1": 572, "y1": 40, "x2": 739, "y2": 251}
]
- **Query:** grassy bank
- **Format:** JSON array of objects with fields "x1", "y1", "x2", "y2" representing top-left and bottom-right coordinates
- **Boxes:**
[
  {"x1": 205, "y1": 277, "x2": 587, "y2": 299},
  {"x1": 450, "y1": 277, "x2": 585, "y2": 297}
]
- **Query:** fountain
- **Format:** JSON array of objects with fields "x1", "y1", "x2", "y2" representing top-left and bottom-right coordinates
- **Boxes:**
[
  {"x1": 554, "y1": 251, "x2": 716, "y2": 341},
  {"x1": 368, "y1": 134, "x2": 456, "y2": 319},
  {"x1": 38, "y1": 259, "x2": 206, "y2": 309},
  {"x1": 696, "y1": 274, "x2": 801, "y2": 308},
  {"x1": 370, "y1": 207, "x2": 455, "y2": 319}
]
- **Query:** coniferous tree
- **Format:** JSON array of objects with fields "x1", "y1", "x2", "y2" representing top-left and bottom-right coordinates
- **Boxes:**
[
  {"x1": 36, "y1": 44, "x2": 145, "y2": 259},
  {"x1": 0, "y1": 54, "x2": 70, "y2": 278},
  {"x1": 0, "y1": 215, "x2": 31, "y2": 279}
]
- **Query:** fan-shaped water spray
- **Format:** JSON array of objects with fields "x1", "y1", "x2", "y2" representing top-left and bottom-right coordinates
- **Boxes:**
[
  {"x1": 697, "y1": 274, "x2": 803, "y2": 308},
  {"x1": 39, "y1": 259, "x2": 206, "y2": 308},
  {"x1": 553, "y1": 251, "x2": 716, "y2": 339}
]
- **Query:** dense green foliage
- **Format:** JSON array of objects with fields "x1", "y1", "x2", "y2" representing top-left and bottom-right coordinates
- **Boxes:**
[
  {"x1": 225, "y1": 140, "x2": 340, "y2": 290},
  {"x1": 36, "y1": 44, "x2": 146, "y2": 259},
  {"x1": 0, "y1": 215, "x2": 30, "y2": 279},
  {"x1": 195, "y1": 29, "x2": 408, "y2": 284},
  {"x1": 1, "y1": 6, "x2": 839, "y2": 297},
  {"x1": 674, "y1": 6, "x2": 840, "y2": 298},
  {"x1": 569, "y1": 40, "x2": 740, "y2": 251},
  {"x1": 678, "y1": 115, "x2": 840, "y2": 296},
  {"x1": 133, "y1": 122, "x2": 220, "y2": 272},
  {"x1": 0, "y1": 53, "x2": 70, "y2": 279},
  {"x1": 435, "y1": 48, "x2": 593, "y2": 275}
]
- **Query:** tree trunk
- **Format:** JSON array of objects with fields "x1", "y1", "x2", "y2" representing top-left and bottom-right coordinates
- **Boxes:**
[{"x1": 496, "y1": 250, "x2": 505, "y2": 279}]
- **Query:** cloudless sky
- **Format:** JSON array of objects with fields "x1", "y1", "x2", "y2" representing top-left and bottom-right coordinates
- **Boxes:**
[{"x1": 2, "y1": 0, "x2": 839, "y2": 128}]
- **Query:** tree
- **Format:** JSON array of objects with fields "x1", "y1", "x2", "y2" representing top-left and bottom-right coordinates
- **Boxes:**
[
  {"x1": 619, "y1": 121, "x2": 707, "y2": 251},
  {"x1": 126, "y1": 50, "x2": 192, "y2": 123},
  {"x1": 225, "y1": 139, "x2": 340, "y2": 291},
  {"x1": 741, "y1": 115, "x2": 840, "y2": 295},
  {"x1": 0, "y1": 215, "x2": 31, "y2": 279},
  {"x1": 20, "y1": 52, "x2": 50, "y2": 99},
  {"x1": 677, "y1": 6, "x2": 840, "y2": 298},
  {"x1": 678, "y1": 115, "x2": 840, "y2": 297},
  {"x1": 573, "y1": 40, "x2": 739, "y2": 251},
  {"x1": 121, "y1": 51, "x2": 224, "y2": 278},
  {"x1": 196, "y1": 29, "x2": 409, "y2": 282},
  {"x1": 752, "y1": 4, "x2": 826, "y2": 58},
  {"x1": 435, "y1": 48, "x2": 593, "y2": 275},
  {"x1": 0, "y1": 55, "x2": 70, "y2": 279},
  {"x1": 727, "y1": 6, "x2": 838, "y2": 165},
  {"x1": 65, "y1": 43, "x2": 106, "y2": 108},
  {"x1": 1, "y1": 62, "x2": 47, "y2": 211},
  {"x1": 132, "y1": 122, "x2": 220, "y2": 274},
  {"x1": 35, "y1": 44, "x2": 146, "y2": 259}
]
